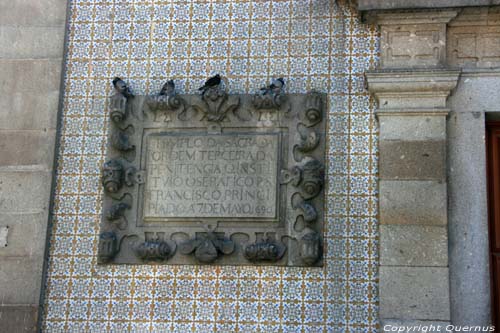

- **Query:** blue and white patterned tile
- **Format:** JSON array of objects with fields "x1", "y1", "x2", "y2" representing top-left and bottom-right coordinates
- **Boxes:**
[{"x1": 43, "y1": 1, "x2": 380, "y2": 331}]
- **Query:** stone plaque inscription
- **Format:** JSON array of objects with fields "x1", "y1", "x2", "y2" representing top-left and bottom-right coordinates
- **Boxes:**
[
  {"x1": 98, "y1": 76, "x2": 326, "y2": 266},
  {"x1": 144, "y1": 133, "x2": 279, "y2": 219}
]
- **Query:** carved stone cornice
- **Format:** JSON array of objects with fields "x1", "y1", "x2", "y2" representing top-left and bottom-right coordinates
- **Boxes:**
[
  {"x1": 365, "y1": 69, "x2": 461, "y2": 111},
  {"x1": 358, "y1": 0, "x2": 499, "y2": 12}
]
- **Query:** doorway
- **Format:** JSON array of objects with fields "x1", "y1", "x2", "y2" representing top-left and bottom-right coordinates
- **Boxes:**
[{"x1": 486, "y1": 121, "x2": 500, "y2": 326}]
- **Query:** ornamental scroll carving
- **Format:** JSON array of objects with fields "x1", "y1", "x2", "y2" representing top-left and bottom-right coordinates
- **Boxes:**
[{"x1": 98, "y1": 76, "x2": 326, "y2": 266}]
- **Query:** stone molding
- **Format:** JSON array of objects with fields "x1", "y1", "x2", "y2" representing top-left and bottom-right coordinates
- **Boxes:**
[
  {"x1": 365, "y1": 70, "x2": 460, "y2": 110},
  {"x1": 358, "y1": 0, "x2": 500, "y2": 11}
]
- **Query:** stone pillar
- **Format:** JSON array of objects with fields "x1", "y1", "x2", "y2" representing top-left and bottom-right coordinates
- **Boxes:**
[
  {"x1": 365, "y1": 10, "x2": 460, "y2": 327},
  {"x1": 0, "y1": 1, "x2": 67, "y2": 331}
]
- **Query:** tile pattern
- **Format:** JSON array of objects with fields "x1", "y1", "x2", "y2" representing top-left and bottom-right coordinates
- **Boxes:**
[{"x1": 42, "y1": 0, "x2": 379, "y2": 332}]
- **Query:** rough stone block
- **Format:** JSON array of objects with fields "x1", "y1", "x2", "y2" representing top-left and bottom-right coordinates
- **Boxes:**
[
  {"x1": 0, "y1": 130, "x2": 56, "y2": 167},
  {"x1": 378, "y1": 116, "x2": 446, "y2": 141},
  {"x1": 0, "y1": 170, "x2": 52, "y2": 213},
  {"x1": 0, "y1": 60, "x2": 62, "y2": 96},
  {"x1": 380, "y1": 225, "x2": 448, "y2": 266},
  {"x1": 379, "y1": 266, "x2": 450, "y2": 321},
  {"x1": 379, "y1": 140, "x2": 446, "y2": 181},
  {"x1": 0, "y1": 305, "x2": 37, "y2": 333},
  {"x1": 0, "y1": 0, "x2": 67, "y2": 27},
  {"x1": 0, "y1": 26, "x2": 64, "y2": 59},
  {"x1": 0, "y1": 91, "x2": 59, "y2": 130},
  {"x1": 0, "y1": 212, "x2": 48, "y2": 257},
  {"x1": 0, "y1": 257, "x2": 43, "y2": 304},
  {"x1": 380, "y1": 180, "x2": 447, "y2": 226}
]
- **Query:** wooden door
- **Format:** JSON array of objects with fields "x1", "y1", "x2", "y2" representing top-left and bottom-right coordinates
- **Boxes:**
[{"x1": 486, "y1": 121, "x2": 500, "y2": 326}]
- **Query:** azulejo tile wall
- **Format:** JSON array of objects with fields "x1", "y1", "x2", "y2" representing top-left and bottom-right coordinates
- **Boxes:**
[{"x1": 42, "y1": 0, "x2": 379, "y2": 332}]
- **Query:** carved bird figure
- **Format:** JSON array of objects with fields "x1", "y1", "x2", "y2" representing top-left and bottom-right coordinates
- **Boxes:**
[
  {"x1": 112, "y1": 77, "x2": 134, "y2": 98},
  {"x1": 198, "y1": 74, "x2": 221, "y2": 92},
  {"x1": 159, "y1": 79, "x2": 175, "y2": 96}
]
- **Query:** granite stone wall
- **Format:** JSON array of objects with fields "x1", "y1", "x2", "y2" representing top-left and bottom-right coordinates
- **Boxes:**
[
  {"x1": 41, "y1": 1, "x2": 379, "y2": 332},
  {"x1": 0, "y1": 0, "x2": 67, "y2": 332}
]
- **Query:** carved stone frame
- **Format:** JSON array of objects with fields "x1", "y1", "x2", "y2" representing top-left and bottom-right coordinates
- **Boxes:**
[{"x1": 98, "y1": 79, "x2": 326, "y2": 266}]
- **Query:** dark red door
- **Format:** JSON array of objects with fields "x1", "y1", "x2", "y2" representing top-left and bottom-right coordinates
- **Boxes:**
[{"x1": 486, "y1": 121, "x2": 500, "y2": 326}]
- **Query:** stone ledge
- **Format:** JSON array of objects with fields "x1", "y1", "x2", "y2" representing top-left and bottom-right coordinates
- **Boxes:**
[
  {"x1": 366, "y1": 9, "x2": 458, "y2": 25},
  {"x1": 358, "y1": 0, "x2": 500, "y2": 12},
  {"x1": 366, "y1": 70, "x2": 461, "y2": 94},
  {"x1": 366, "y1": 70, "x2": 460, "y2": 109}
]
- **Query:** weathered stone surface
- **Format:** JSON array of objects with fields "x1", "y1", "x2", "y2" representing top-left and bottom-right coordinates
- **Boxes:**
[
  {"x1": 0, "y1": 26, "x2": 64, "y2": 59},
  {"x1": 0, "y1": 0, "x2": 67, "y2": 27},
  {"x1": 0, "y1": 130, "x2": 56, "y2": 167},
  {"x1": 0, "y1": 213, "x2": 47, "y2": 257},
  {"x1": 0, "y1": 305, "x2": 37, "y2": 333},
  {"x1": 379, "y1": 140, "x2": 446, "y2": 180},
  {"x1": 449, "y1": 74, "x2": 500, "y2": 113},
  {"x1": 378, "y1": 115, "x2": 446, "y2": 141},
  {"x1": 380, "y1": 180, "x2": 447, "y2": 226},
  {"x1": 380, "y1": 225, "x2": 448, "y2": 266},
  {"x1": 380, "y1": 319, "x2": 451, "y2": 333},
  {"x1": 0, "y1": 257, "x2": 43, "y2": 304},
  {"x1": 447, "y1": 111, "x2": 491, "y2": 325},
  {"x1": 0, "y1": 91, "x2": 59, "y2": 130},
  {"x1": 379, "y1": 266, "x2": 450, "y2": 320},
  {"x1": 0, "y1": 171, "x2": 51, "y2": 213},
  {"x1": 0, "y1": 60, "x2": 62, "y2": 95},
  {"x1": 359, "y1": 0, "x2": 500, "y2": 11}
]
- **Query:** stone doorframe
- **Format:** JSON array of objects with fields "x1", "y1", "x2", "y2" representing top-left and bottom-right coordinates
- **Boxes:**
[{"x1": 360, "y1": 1, "x2": 498, "y2": 327}]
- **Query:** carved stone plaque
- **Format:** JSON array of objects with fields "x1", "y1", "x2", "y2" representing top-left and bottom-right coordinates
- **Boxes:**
[
  {"x1": 143, "y1": 133, "x2": 279, "y2": 220},
  {"x1": 98, "y1": 77, "x2": 326, "y2": 266}
]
